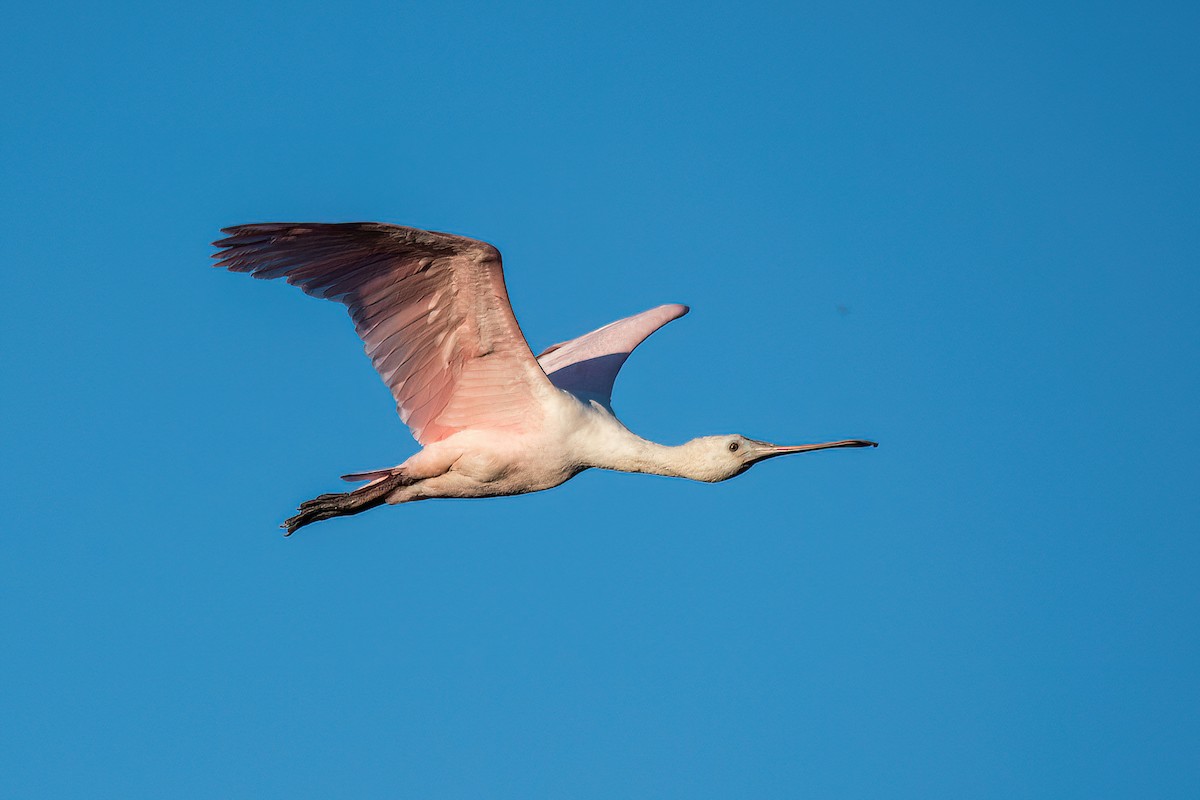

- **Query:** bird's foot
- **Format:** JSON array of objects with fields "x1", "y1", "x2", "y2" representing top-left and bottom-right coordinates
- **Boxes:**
[{"x1": 281, "y1": 471, "x2": 412, "y2": 535}]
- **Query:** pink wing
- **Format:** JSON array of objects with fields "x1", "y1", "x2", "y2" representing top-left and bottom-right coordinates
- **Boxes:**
[
  {"x1": 213, "y1": 223, "x2": 554, "y2": 444},
  {"x1": 535, "y1": 304, "x2": 689, "y2": 407}
]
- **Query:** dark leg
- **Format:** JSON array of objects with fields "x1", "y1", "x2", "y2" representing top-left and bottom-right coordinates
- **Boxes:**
[{"x1": 282, "y1": 470, "x2": 412, "y2": 535}]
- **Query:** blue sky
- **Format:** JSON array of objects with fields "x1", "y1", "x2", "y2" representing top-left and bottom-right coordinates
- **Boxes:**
[{"x1": 2, "y1": 1, "x2": 1197, "y2": 797}]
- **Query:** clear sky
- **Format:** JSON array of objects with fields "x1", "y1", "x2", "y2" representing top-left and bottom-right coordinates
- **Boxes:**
[{"x1": 2, "y1": 1, "x2": 1197, "y2": 797}]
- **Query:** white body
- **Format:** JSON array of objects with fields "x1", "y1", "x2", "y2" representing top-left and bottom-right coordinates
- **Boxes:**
[{"x1": 386, "y1": 389, "x2": 710, "y2": 503}]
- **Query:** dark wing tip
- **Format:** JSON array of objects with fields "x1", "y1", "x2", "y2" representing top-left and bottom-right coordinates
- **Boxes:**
[
  {"x1": 212, "y1": 222, "x2": 494, "y2": 254},
  {"x1": 212, "y1": 223, "x2": 286, "y2": 257}
]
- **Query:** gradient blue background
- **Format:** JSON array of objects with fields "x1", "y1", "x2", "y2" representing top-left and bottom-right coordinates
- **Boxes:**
[{"x1": 3, "y1": 1, "x2": 1197, "y2": 797}]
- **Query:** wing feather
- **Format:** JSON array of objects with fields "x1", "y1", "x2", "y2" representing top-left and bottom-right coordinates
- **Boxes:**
[
  {"x1": 535, "y1": 304, "x2": 689, "y2": 408},
  {"x1": 214, "y1": 222, "x2": 553, "y2": 444}
]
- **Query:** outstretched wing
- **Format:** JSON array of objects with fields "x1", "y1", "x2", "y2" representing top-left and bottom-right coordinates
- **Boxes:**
[
  {"x1": 535, "y1": 304, "x2": 689, "y2": 407},
  {"x1": 213, "y1": 222, "x2": 554, "y2": 444}
]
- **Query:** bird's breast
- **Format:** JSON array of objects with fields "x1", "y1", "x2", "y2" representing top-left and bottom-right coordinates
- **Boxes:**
[{"x1": 410, "y1": 426, "x2": 582, "y2": 500}]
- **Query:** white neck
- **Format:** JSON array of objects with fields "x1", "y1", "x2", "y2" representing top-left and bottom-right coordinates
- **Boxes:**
[{"x1": 576, "y1": 413, "x2": 711, "y2": 481}]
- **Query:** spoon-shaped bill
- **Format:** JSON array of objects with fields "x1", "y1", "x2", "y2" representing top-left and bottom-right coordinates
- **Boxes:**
[{"x1": 751, "y1": 439, "x2": 878, "y2": 462}]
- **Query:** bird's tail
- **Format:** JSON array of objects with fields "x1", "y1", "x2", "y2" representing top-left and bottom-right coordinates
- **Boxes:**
[{"x1": 282, "y1": 470, "x2": 412, "y2": 535}]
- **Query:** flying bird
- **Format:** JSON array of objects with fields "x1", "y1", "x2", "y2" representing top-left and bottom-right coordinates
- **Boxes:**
[{"x1": 213, "y1": 223, "x2": 876, "y2": 534}]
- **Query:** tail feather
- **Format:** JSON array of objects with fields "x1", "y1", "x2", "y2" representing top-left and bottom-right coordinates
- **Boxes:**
[{"x1": 282, "y1": 470, "x2": 412, "y2": 535}]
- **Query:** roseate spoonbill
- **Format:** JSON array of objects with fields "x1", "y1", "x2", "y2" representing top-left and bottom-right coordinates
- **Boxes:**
[{"x1": 213, "y1": 223, "x2": 876, "y2": 534}]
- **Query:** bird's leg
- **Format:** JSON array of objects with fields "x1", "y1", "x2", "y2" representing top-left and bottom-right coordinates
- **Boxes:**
[{"x1": 282, "y1": 470, "x2": 412, "y2": 535}]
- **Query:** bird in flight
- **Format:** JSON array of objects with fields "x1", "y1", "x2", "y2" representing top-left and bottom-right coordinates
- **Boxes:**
[{"x1": 213, "y1": 223, "x2": 876, "y2": 534}]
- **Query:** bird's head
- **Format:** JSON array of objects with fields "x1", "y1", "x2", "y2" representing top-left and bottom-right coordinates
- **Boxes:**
[{"x1": 681, "y1": 435, "x2": 878, "y2": 482}]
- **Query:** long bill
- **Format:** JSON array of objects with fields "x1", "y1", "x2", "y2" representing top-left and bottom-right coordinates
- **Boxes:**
[{"x1": 752, "y1": 438, "x2": 878, "y2": 462}]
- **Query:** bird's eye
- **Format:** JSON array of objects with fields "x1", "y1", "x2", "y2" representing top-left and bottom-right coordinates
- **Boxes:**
[{"x1": 728, "y1": 441, "x2": 739, "y2": 452}]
